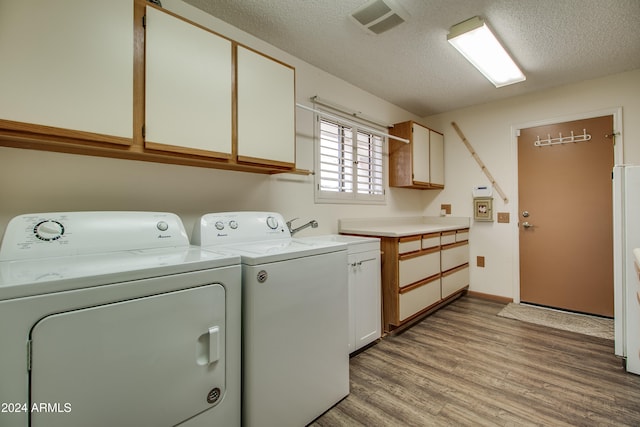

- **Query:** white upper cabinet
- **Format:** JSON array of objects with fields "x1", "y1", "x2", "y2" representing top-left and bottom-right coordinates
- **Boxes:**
[
  {"x1": 429, "y1": 130, "x2": 445, "y2": 186},
  {"x1": 389, "y1": 120, "x2": 445, "y2": 189},
  {"x1": 412, "y1": 123, "x2": 430, "y2": 184},
  {"x1": 236, "y1": 46, "x2": 295, "y2": 168},
  {"x1": 0, "y1": 0, "x2": 133, "y2": 144},
  {"x1": 144, "y1": 6, "x2": 232, "y2": 159}
]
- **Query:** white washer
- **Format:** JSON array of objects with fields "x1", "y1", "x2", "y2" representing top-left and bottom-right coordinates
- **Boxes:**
[
  {"x1": 0, "y1": 212, "x2": 241, "y2": 427},
  {"x1": 192, "y1": 212, "x2": 349, "y2": 427}
]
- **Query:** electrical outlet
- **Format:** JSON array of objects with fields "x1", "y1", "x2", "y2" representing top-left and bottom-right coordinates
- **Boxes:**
[
  {"x1": 441, "y1": 204, "x2": 451, "y2": 215},
  {"x1": 477, "y1": 256, "x2": 485, "y2": 267},
  {"x1": 497, "y1": 212, "x2": 510, "y2": 223}
]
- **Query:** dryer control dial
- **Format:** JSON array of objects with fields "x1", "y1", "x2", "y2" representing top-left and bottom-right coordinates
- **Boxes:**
[
  {"x1": 265, "y1": 216, "x2": 279, "y2": 230},
  {"x1": 33, "y1": 220, "x2": 65, "y2": 241},
  {"x1": 215, "y1": 221, "x2": 225, "y2": 231},
  {"x1": 229, "y1": 220, "x2": 238, "y2": 230}
]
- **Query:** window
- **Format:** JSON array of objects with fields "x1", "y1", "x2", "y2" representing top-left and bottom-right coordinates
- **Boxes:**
[{"x1": 315, "y1": 116, "x2": 385, "y2": 204}]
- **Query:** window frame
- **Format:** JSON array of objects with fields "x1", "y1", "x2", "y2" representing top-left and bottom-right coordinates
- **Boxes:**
[{"x1": 314, "y1": 113, "x2": 387, "y2": 205}]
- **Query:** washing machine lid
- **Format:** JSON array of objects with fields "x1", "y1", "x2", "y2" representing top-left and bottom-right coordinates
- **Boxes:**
[
  {"x1": 211, "y1": 238, "x2": 346, "y2": 265},
  {"x1": 194, "y1": 211, "x2": 346, "y2": 264},
  {"x1": 0, "y1": 246, "x2": 239, "y2": 301}
]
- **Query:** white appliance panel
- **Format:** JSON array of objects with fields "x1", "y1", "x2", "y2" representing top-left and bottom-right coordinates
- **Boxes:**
[
  {"x1": 0, "y1": 211, "x2": 189, "y2": 261},
  {"x1": 242, "y1": 251, "x2": 349, "y2": 427},
  {"x1": 30, "y1": 284, "x2": 226, "y2": 427},
  {"x1": 613, "y1": 165, "x2": 640, "y2": 374}
]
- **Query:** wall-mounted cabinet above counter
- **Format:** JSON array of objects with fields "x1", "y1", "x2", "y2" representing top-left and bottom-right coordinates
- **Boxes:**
[
  {"x1": 0, "y1": 0, "x2": 303, "y2": 175},
  {"x1": 389, "y1": 121, "x2": 444, "y2": 189}
]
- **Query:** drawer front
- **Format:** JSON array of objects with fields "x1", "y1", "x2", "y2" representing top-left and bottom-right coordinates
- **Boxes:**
[
  {"x1": 399, "y1": 278, "x2": 441, "y2": 321},
  {"x1": 442, "y1": 265, "x2": 469, "y2": 298},
  {"x1": 399, "y1": 237, "x2": 421, "y2": 254},
  {"x1": 399, "y1": 251, "x2": 440, "y2": 288},
  {"x1": 421, "y1": 233, "x2": 440, "y2": 249},
  {"x1": 441, "y1": 243, "x2": 469, "y2": 272},
  {"x1": 441, "y1": 231, "x2": 456, "y2": 245},
  {"x1": 456, "y1": 229, "x2": 469, "y2": 242}
]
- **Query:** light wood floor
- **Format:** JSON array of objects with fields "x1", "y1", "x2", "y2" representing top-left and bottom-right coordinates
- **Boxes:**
[{"x1": 311, "y1": 296, "x2": 640, "y2": 426}]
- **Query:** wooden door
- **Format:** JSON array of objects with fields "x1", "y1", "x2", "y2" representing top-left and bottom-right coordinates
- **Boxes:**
[{"x1": 518, "y1": 115, "x2": 614, "y2": 317}]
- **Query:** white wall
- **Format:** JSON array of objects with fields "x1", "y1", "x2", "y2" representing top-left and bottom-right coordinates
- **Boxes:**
[{"x1": 422, "y1": 69, "x2": 640, "y2": 299}]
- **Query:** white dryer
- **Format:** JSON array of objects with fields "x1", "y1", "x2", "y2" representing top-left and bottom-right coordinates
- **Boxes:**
[
  {"x1": 193, "y1": 212, "x2": 349, "y2": 427},
  {"x1": 0, "y1": 212, "x2": 241, "y2": 427}
]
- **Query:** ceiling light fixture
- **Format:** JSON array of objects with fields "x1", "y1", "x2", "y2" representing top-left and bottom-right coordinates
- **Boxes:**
[{"x1": 447, "y1": 16, "x2": 525, "y2": 87}]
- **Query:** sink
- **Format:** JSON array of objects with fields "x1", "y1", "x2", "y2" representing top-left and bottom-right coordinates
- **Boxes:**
[{"x1": 301, "y1": 234, "x2": 380, "y2": 253}]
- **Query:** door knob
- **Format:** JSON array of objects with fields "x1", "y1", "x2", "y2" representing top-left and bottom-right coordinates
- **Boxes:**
[{"x1": 522, "y1": 221, "x2": 533, "y2": 229}]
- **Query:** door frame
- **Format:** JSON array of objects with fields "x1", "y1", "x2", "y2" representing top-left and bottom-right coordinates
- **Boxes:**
[{"x1": 509, "y1": 107, "x2": 624, "y2": 303}]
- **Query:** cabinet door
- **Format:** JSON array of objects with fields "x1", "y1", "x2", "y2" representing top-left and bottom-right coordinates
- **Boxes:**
[
  {"x1": 0, "y1": 0, "x2": 133, "y2": 144},
  {"x1": 236, "y1": 46, "x2": 295, "y2": 168},
  {"x1": 399, "y1": 278, "x2": 441, "y2": 321},
  {"x1": 442, "y1": 265, "x2": 469, "y2": 298},
  {"x1": 429, "y1": 130, "x2": 445, "y2": 186},
  {"x1": 350, "y1": 251, "x2": 381, "y2": 352},
  {"x1": 411, "y1": 123, "x2": 430, "y2": 184},
  {"x1": 441, "y1": 242, "x2": 469, "y2": 272},
  {"x1": 144, "y1": 6, "x2": 232, "y2": 158},
  {"x1": 399, "y1": 249, "x2": 440, "y2": 288}
]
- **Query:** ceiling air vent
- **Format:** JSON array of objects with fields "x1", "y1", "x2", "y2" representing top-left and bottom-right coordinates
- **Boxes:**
[{"x1": 350, "y1": 0, "x2": 409, "y2": 35}]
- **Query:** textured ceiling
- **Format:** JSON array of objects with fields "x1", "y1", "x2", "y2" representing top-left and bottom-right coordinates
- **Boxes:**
[{"x1": 182, "y1": 0, "x2": 640, "y2": 117}]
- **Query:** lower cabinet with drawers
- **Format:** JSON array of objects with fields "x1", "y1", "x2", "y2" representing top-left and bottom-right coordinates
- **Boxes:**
[{"x1": 380, "y1": 228, "x2": 469, "y2": 332}]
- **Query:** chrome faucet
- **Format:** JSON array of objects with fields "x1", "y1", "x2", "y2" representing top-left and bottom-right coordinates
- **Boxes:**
[{"x1": 286, "y1": 218, "x2": 318, "y2": 236}]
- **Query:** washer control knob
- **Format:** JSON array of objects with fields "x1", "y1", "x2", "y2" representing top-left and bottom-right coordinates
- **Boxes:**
[
  {"x1": 156, "y1": 221, "x2": 169, "y2": 231},
  {"x1": 215, "y1": 221, "x2": 225, "y2": 231},
  {"x1": 266, "y1": 216, "x2": 279, "y2": 230},
  {"x1": 34, "y1": 220, "x2": 65, "y2": 241},
  {"x1": 229, "y1": 220, "x2": 238, "y2": 230}
]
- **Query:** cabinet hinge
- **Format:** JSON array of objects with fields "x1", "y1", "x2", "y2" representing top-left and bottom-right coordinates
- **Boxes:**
[
  {"x1": 27, "y1": 340, "x2": 32, "y2": 371},
  {"x1": 142, "y1": 15, "x2": 146, "y2": 28},
  {"x1": 142, "y1": 125, "x2": 145, "y2": 138}
]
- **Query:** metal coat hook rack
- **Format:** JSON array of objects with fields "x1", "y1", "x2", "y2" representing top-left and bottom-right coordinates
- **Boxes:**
[{"x1": 534, "y1": 129, "x2": 591, "y2": 147}]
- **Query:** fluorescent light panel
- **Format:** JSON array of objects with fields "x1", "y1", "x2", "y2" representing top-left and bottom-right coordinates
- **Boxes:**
[{"x1": 448, "y1": 16, "x2": 525, "y2": 87}]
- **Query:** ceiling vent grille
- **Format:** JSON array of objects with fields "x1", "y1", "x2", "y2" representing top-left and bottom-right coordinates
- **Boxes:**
[{"x1": 350, "y1": 0, "x2": 409, "y2": 35}]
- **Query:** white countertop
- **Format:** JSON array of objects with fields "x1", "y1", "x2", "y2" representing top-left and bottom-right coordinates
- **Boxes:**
[{"x1": 338, "y1": 216, "x2": 470, "y2": 238}]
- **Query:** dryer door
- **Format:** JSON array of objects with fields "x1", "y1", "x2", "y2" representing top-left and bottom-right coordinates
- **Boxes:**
[{"x1": 29, "y1": 284, "x2": 226, "y2": 427}]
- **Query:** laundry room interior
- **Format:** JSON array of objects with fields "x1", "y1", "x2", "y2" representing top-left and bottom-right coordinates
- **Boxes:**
[{"x1": 1, "y1": 0, "x2": 640, "y2": 426}]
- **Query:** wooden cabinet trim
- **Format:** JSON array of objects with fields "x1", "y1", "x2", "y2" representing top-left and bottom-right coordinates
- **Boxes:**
[
  {"x1": 442, "y1": 263, "x2": 470, "y2": 276},
  {"x1": 399, "y1": 273, "x2": 441, "y2": 294},
  {"x1": 0, "y1": 119, "x2": 133, "y2": 147},
  {"x1": 145, "y1": 141, "x2": 233, "y2": 160},
  {"x1": 422, "y1": 232, "x2": 441, "y2": 239},
  {"x1": 442, "y1": 240, "x2": 468, "y2": 250},
  {"x1": 236, "y1": 155, "x2": 294, "y2": 170},
  {"x1": 399, "y1": 235, "x2": 421, "y2": 243},
  {"x1": 398, "y1": 245, "x2": 440, "y2": 261}
]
